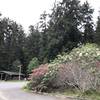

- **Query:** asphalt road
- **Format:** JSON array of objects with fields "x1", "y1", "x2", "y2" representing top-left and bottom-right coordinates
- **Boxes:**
[{"x1": 0, "y1": 81, "x2": 67, "y2": 100}]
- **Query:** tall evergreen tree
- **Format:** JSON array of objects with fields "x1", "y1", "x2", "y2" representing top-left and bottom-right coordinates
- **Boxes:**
[
  {"x1": 38, "y1": 11, "x2": 49, "y2": 63},
  {"x1": 42, "y1": 0, "x2": 94, "y2": 60},
  {"x1": 0, "y1": 17, "x2": 26, "y2": 73},
  {"x1": 26, "y1": 25, "x2": 41, "y2": 63},
  {"x1": 81, "y1": 1, "x2": 94, "y2": 43},
  {"x1": 95, "y1": 15, "x2": 100, "y2": 45}
]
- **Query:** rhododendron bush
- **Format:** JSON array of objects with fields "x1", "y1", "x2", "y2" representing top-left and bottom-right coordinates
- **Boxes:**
[
  {"x1": 28, "y1": 64, "x2": 48, "y2": 91},
  {"x1": 31, "y1": 64, "x2": 48, "y2": 78},
  {"x1": 28, "y1": 43, "x2": 100, "y2": 92}
]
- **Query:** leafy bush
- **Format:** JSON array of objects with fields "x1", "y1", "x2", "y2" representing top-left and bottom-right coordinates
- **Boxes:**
[
  {"x1": 41, "y1": 43, "x2": 100, "y2": 92},
  {"x1": 29, "y1": 64, "x2": 48, "y2": 91},
  {"x1": 29, "y1": 43, "x2": 100, "y2": 92},
  {"x1": 27, "y1": 57, "x2": 39, "y2": 73}
]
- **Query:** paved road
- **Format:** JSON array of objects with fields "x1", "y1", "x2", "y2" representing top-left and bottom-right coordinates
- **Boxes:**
[{"x1": 0, "y1": 81, "x2": 68, "y2": 100}]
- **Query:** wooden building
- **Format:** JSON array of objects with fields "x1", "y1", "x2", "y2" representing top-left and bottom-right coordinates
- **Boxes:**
[{"x1": 0, "y1": 71, "x2": 24, "y2": 80}]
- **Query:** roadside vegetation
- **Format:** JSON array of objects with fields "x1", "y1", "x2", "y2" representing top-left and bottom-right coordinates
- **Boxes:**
[
  {"x1": 27, "y1": 43, "x2": 100, "y2": 100},
  {"x1": 0, "y1": 0, "x2": 100, "y2": 100}
]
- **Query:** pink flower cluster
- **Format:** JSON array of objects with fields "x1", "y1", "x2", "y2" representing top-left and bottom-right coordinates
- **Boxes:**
[
  {"x1": 96, "y1": 61, "x2": 100, "y2": 69},
  {"x1": 30, "y1": 64, "x2": 48, "y2": 79}
]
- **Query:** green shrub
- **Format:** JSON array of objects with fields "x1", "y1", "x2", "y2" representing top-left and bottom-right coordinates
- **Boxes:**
[
  {"x1": 27, "y1": 57, "x2": 39, "y2": 73},
  {"x1": 26, "y1": 82, "x2": 33, "y2": 90},
  {"x1": 28, "y1": 43, "x2": 100, "y2": 92},
  {"x1": 28, "y1": 64, "x2": 48, "y2": 92},
  {"x1": 41, "y1": 43, "x2": 100, "y2": 92}
]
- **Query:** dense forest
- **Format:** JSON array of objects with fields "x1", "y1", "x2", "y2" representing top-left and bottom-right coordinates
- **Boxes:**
[{"x1": 0, "y1": 0, "x2": 100, "y2": 76}]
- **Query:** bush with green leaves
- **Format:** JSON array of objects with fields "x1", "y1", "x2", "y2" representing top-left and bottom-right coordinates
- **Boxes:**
[
  {"x1": 28, "y1": 64, "x2": 48, "y2": 92},
  {"x1": 27, "y1": 57, "x2": 39, "y2": 73},
  {"x1": 41, "y1": 43, "x2": 100, "y2": 92},
  {"x1": 29, "y1": 43, "x2": 100, "y2": 92}
]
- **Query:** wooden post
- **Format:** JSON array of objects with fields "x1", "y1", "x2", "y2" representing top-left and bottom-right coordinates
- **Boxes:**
[
  {"x1": 0, "y1": 73, "x2": 3, "y2": 80},
  {"x1": 5, "y1": 74, "x2": 7, "y2": 81},
  {"x1": 18, "y1": 65, "x2": 22, "y2": 80}
]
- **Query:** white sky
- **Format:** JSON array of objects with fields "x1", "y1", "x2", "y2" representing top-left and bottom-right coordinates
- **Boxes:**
[{"x1": 0, "y1": 0, "x2": 100, "y2": 32}]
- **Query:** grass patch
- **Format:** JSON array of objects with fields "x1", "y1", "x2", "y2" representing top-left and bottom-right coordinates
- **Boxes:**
[
  {"x1": 52, "y1": 90, "x2": 78, "y2": 97},
  {"x1": 22, "y1": 81, "x2": 33, "y2": 92},
  {"x1": 49, "y1": 89, "x2": 100, "y2": 100},
  {"x1": 22, "y1": 82, "x2": 100, "y2": 100},
  {"x1": 82, "y1": 90, "x2": 100, "y2": 100}
]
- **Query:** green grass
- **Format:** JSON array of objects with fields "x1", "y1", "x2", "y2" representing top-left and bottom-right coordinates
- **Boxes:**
[
  {"x1": 22, "y1": 82, "x2": 100, "y2": 100},
  {"x1": 82, "y1": 90, "x2": 100, "y2": 100},
  {"x1": 50, "y1": 89, "x2": 100, "y2": 100},
  {"x1": 22, "y1": 81, "x2": 33, "y2": 92}
]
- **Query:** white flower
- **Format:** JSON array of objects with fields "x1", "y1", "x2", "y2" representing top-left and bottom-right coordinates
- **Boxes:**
[
  {"x1": 85, "y1": 53, "x2": 88, "y2": 56},
  {"x1": 96, "y1": 48, "x2": 99, "y2": 51},
  {"x1": 97, "y1": 51, "x2": 100, "y2": 56},
  {"x1": 79, "y1": 53, "x2": 82, "y2": 57}
]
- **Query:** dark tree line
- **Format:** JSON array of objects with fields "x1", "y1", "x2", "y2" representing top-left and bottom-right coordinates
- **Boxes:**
[
  {"x1": 26, "y1": 0, "x2": 95, "y2": 63},
  {"x1": 0, "y1": 0, "x2": 100, "y2": 74},
  {"x1": 0, "y1": 17, "x2": 27, "y2": 74}
]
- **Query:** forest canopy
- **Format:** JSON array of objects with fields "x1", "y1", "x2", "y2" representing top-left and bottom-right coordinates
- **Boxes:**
[{"x1": 0, "y1": 0, "x2": 100, "y2": 76}]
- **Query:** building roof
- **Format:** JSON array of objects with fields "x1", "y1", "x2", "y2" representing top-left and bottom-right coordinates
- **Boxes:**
[{"x1": 0, "y1": 71, "x2": 24, "y2": 76}]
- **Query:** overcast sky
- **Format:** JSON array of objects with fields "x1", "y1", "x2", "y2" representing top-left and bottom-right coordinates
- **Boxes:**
[{"x1": 0, "y1": 0, "x2": 100, "y2": 32}]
